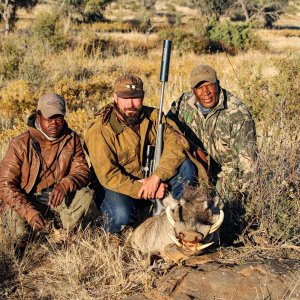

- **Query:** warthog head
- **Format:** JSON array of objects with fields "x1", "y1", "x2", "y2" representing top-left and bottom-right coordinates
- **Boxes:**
[{"x1": 163, "y1": 188, "x2": 224, "y2": 253}]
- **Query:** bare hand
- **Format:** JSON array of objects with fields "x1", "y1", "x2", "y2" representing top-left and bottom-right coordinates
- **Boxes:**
[
  {"x1": 138, "y1": 174, "x2": 161, "y2": 199},
  {"x1": 154, "y1": 182, "x2": 168, "y2": 199},
  {"x1": 29, "y1": 214, "x2": 46, "y2": 231},
  {"x1": 48, "y1": 183, "x2": 66, "y2": 208}
]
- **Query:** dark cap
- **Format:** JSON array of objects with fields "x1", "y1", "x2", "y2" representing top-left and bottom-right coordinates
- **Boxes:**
[
  {"x1": 190, "y1": 64, "x2": 217, "y2": 88},
  {"x1": 37, "y1": 93, "x2": 66, "y2": 118},
  {"x1": 114, "y1": 74, "x2": 144, "y2": 98}
]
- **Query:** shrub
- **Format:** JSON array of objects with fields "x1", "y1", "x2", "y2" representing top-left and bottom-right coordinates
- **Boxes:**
[
  {"x1": 0, "y1": 80, "x2": 37, "y2": 119},
  {"x1": 158, "y1": 27, "x2": 210, "y2": 55},
  {"x1": 0, "y1": 120, "x2": 27, "y2": 160},
  {"x1": 66, "y1": 108, "x2": 93, "y2": 137},
  {"x1": 238, "y1": 55, "x2": 300, "y2": 125},
  {"x1": 206, "y1": 19, "x2": 266, "y2": 54},
  {"x1": 18, "y1": 49, "x2": 46, "y2": 86},
  {"x1": 32, "y1": 12, "x2": 67, "y2": 52},
  {"x1": 243, "y1": 126, "x2": 300, "y2": 248},
  {"x1": 0, "y1": 35, "x2": 26, "y2": 81},
  {"x1": 53, "y1": 76, "x2": 112, "y2": 111}
]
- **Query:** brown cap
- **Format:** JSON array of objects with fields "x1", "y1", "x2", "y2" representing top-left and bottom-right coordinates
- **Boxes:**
[
  {"x1": 37, "y1": 93, "x2": 66, "y2": 118},
  {"x1": 114, "y1": 74, "x2": 144, "y2": 98},
  {"x1": 190, "y1": 64, "x2": 217, "y2": 88}
]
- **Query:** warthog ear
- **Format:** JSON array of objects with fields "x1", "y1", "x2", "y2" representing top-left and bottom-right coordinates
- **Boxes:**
[{"x1": 163, "y1": 194, "x2": 179, "y2": 210}]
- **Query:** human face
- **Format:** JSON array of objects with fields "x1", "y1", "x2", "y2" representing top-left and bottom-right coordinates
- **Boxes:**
[
  {"x1": 192, "y1": 81, "x2": 219, "y2": 109},
  {"x1": 37, "y1": 113, "x2": 65, "y2": 138},
  {"x1": 114, "y1": 93, "x2": 143, "y2": 124}
]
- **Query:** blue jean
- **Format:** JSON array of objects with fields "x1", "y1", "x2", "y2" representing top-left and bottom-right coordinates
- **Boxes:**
[{"x1": 96, "y1": 158, "x2": 197, "y2": 233}]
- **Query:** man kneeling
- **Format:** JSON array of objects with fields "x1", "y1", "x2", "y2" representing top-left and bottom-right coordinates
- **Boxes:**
[
  {"x1": 0, "y1": 93, "x2": 93, "y2": 246},
  {"x1": 85, "y1": 74, "x2": 200, "y2": 234}
]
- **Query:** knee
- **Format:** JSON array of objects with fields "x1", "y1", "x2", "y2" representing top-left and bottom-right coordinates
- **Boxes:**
[
  {"x1": 100, "y1": 190, "x2": 136, "y2": 233},
  {"x1": 179, "y1": 158, "x2": 197, "y2": 182}
]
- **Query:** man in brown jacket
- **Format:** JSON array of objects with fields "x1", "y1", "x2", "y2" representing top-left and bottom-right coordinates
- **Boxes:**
[
  {"x1": 0, "y1": 93, "x2": 93, "y2": 245},
  {"x1": 85, "y1": 74, "x2": 197, "y2": 233}
]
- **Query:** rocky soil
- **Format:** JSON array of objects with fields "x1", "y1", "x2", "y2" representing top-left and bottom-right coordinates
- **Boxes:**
[{"x1": 127, "y1": 255, "x2": 300, "y2": 300}]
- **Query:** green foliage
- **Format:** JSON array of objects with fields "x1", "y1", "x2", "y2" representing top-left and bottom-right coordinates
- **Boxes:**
[
  {"x1": 32, "y1": 12, "x2": 67, "y2": 51},
  {"x1": 56, "y1": 0, "x2": 113, "y2": 23},
  {"x1": 187, "y1": 0, "x2": 232, "y2": 20},
  {"x1": 238, "y1": 55, "x2": 300, "y2": 126},
  {"x1": 0, "y1": 36, "x2": 26, "y2": 80},
  {"x1": 158, "y1": 27, "x2": 210, "y2": 55},
  {"x1": 206, "y1": 19, "x2": 264, "y2": 54}
]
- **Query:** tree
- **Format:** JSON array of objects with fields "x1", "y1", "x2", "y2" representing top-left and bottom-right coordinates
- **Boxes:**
[
  {"x1": 54, "y1": 0, "x2": 113, "y2": 33},
  {"x1": 187, "y1": 0, "x2": 233, "y2": 21},
  {"x1": 0, "y1": 0, "x2": 38, "y2": 35},
  {"x1": 141, "y1": 0, "x2": 157, "y2": 34},
  {"x1": 235, "y1": 0, "x2": 290, "y2": 28}
]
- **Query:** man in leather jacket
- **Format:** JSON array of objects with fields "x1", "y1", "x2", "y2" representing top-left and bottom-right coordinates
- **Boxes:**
[{"x1": 0, "y1": 93, "x2": 93, "y2": 245}]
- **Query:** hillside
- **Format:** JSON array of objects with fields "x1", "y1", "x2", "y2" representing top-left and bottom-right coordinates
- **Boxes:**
[{"x1": 0, "y1": 0, "x2": 299, "y2": 299}]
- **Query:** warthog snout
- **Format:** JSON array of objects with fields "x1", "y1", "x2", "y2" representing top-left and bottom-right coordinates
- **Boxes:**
[{"x1": 178, "y1": 231, "x2": 204, "y2": 243}]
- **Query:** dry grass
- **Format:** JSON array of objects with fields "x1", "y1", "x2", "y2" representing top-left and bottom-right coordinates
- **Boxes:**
[
  {"x1": 0, "y1": 228, "x2": 156, "y2": 299},
  {"x1": 0, "y1": 3, "x2": 300, "y2": 299}
]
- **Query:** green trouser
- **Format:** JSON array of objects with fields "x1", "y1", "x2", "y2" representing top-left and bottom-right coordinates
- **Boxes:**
[{"x1": 0, "y1": 187, "x2": 96, "y2": 246}]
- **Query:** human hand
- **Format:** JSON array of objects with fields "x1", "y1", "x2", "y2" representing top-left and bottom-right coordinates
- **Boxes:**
[
  {"x1": 48, "y1": 183, "x2": 66, "y2": 208},
  {"x1": 29, "y1": 214, "x2": 46, "y2": 231},
  {"x1": 138, "y1": 174, "x2": 161, "y2": 199},
  {"x1": 154, "y1": 182, "x2": 168, "y2": 199}
]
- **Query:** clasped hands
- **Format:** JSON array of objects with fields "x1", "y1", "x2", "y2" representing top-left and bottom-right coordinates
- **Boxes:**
[
  {"x1": 138, "y1": 174, "x2": 168, "y2": 200},
  {"x1": 29, "y1": 183, "x2": 66, "y2": 231}
]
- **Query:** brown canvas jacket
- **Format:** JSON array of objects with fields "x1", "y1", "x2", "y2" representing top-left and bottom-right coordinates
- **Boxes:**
[
  {"x1": 0, "y1": 115, "x2": 91, "y2": 223},
  {"x1": 85, "y1": 104, "x2": 190, "y2": 199}
]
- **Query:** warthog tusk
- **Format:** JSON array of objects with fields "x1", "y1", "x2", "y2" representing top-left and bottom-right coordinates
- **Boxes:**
[
  {"x1": 196, "y1": 242, "x2": 214, "y2": 251},
  {"x1": 168, "y1": 233, "x2": 182, "y2": 247},
  {"x1": 209, "y1": 210, "x2": 224, "y2": 234},
  {"x1": 166, "y1": 206, "x2": 176, "y2": 228}
]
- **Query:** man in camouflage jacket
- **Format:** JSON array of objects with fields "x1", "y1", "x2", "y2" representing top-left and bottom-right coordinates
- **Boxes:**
[
  {"x1": 85, "y1": 74, "x2": 197, "y2": 233},
  {"x1": 168, "y1": 64, "x2": 257, "y2": 204}
]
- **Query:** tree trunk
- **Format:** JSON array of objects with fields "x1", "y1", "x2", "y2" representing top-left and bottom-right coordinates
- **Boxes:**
[
  {"x1": 239, "y1": 0, "x2": 250, "y2": 21},
  {"x1": 63, "y1": 11, "x2": 72, "y2": 35},
  {"x1": 2, "y1": 0, "x2": 12, "y2": 36}
]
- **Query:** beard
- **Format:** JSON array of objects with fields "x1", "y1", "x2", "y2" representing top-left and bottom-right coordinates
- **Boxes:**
[{"x1": 115, "y1": 104, "x2": 143, "y2": 126}]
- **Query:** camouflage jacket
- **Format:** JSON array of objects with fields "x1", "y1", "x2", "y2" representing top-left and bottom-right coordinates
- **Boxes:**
[
  {"x1": 85, "y1": 104, "x2": 190, "y2": 199},
  {"x1": 168, "y1": 88, "x2": 257, "y2": 199}
]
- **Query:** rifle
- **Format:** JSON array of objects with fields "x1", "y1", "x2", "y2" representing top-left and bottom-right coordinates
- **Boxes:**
[{"x1": 144, "y1": 40, "x2": 172, "y2": 216}]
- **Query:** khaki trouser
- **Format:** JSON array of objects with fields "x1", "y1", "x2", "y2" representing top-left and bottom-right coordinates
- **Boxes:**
[{"x1": 0, "y1": 187, "x2": 96, "y2": 246}]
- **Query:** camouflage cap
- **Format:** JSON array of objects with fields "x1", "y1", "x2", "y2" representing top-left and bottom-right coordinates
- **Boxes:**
[
  {"x1": 114, "y1": 74, "x2": 144, "y2": 98},
  {"x1": 37, "y1": 93, "x2": 66, "y2": 118},
  {"x1": 190, "y1": 64, "x2": 217, "y2": 88}
]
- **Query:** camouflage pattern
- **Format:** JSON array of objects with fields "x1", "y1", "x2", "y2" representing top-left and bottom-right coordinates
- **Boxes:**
[{"x1": 168, "y1": 88, "x2": 257, "y2": 200}]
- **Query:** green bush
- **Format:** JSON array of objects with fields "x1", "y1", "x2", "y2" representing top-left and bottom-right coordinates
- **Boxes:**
[
  {"x1": 158, "y1": 27, "x2": 210, "y2": 55},
  {"x1": 0, "y1": 36, "x2": 26, "y2": 81},
  {"x1": 32, "y1": 12, "x2": 67, "y2": 52},
  {"x1": 206, "y1": 19, "x2": 265, "y2": 54},
  {"x1": 238, "y1": 55, "x2": 300, "y2": 126}
]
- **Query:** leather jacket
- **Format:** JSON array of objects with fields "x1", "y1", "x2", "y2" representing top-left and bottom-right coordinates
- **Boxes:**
[{"x1": 0, "y1": 115, "x2": 91, "y2": 223}]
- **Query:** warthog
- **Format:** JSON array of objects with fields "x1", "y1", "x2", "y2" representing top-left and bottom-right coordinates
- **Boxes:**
[{"x1": 130, "y1": 188, "x2": 224, "y2": 262}]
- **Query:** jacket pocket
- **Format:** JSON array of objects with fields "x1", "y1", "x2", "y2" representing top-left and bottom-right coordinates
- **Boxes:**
[{"x1": 118, "y1": 149, "x2": 136, "y2": 165}]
